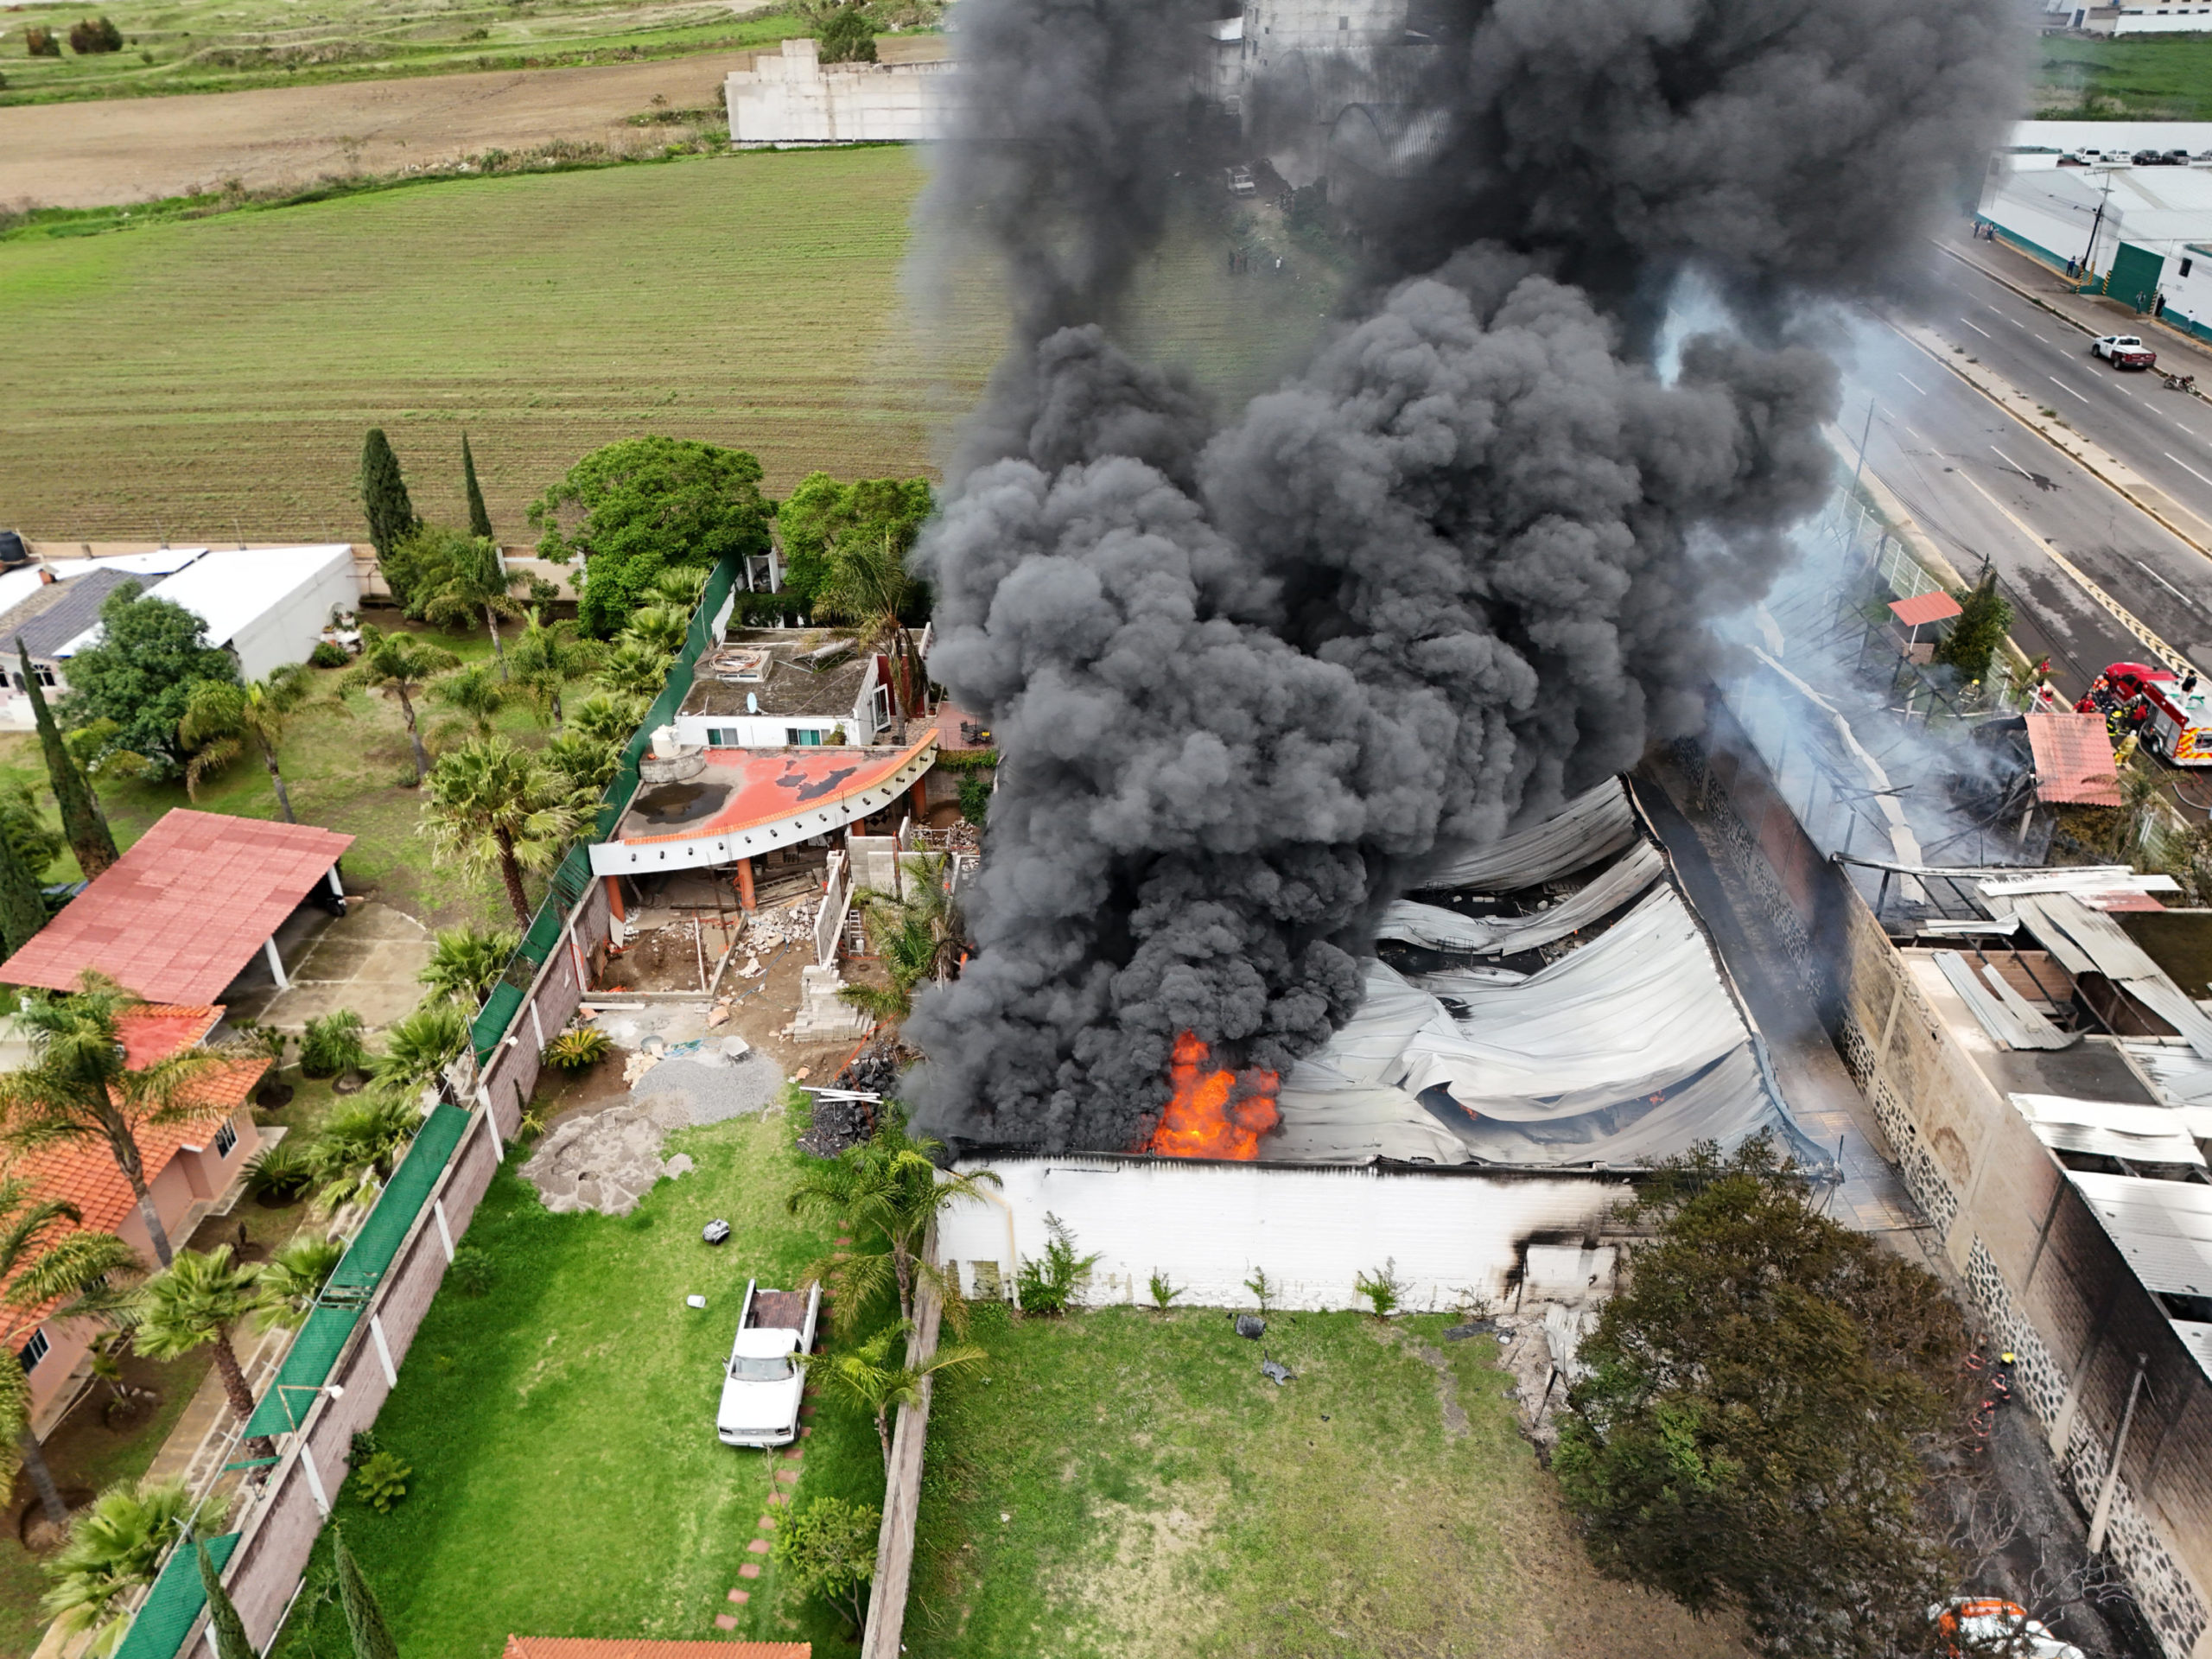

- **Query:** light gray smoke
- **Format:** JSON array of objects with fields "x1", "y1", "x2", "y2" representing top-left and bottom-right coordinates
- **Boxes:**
[{"x1": 905, "y1": 0, "x2": 2020, "y2": 1154}]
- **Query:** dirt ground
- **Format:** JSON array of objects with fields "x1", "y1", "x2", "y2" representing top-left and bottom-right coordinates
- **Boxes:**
[{"x1": 0, "y1": 35, "x2": 948, "y2": 211}]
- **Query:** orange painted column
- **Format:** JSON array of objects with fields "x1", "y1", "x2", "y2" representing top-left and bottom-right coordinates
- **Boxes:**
[
  {"x1": 910, "y1": 777, "x2": 929, "y2": 818},
  {"x1": 734, "y1": 856, "x2": 756, "y2": 912},
  {"x1": 604, "y1": 875, "x2": 625, "y2": 922}
]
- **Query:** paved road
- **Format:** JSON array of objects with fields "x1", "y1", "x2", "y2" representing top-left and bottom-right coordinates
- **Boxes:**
[
  {"x1": 1840, "y1": 308, "x2": 2212, "y2": 696},
  {"x1": 1910, "y1": 246, "x2": 2212, "y2": 537}
]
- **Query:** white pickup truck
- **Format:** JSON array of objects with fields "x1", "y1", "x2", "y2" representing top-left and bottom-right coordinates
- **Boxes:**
[{"x1": 715, "y1": 1279, "x2": 821, "y2": 1449}]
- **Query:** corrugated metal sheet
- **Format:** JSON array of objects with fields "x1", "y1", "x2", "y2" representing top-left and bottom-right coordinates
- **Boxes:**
[
  {"x1": 1376, "y1": 840, "x2": 1663, "y2": 955},
  {"x1": 2011, "y1": 1092, "x2": 2205, "y2": 1166},
  {"x1": 1420, "y1": 779, "x2": 1637, "y2": 893},
  {"x1": 2072, "y1": 1170, "x2": 2212, "y2": 1295}
]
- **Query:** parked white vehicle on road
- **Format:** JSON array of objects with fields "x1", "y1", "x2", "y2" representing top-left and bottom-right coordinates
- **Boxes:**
[{"x1": 716, "y1": 1278, "x2": 821, "y2": 1448}]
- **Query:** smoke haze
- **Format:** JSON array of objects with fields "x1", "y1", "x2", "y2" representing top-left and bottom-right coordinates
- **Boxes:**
[{"x1": 904, "y1": 0, "x2": 2021, "y2": 1154}]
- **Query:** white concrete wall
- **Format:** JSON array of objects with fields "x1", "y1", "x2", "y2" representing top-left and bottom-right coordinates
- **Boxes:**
[
  {"x1": 679, "y1": 712, "x2": 846, "y2": 747},
  {"x1": 725, "y1": 36, "x2": 956, "y2": 144},
  {"x1": 2113, "y1": 8, "x2": 2212, "y2": 31},
  {"x1": 229, "y1": 546, "x2": 359, "y2": 682},
  {"x1": 937, "y1": 1154, "x2": 1625, "y2": 1312}
]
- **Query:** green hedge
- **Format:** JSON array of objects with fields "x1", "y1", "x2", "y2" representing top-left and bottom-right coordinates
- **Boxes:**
[{"x1": 931, "y1": 748, "x2": 997, "y2": 771}]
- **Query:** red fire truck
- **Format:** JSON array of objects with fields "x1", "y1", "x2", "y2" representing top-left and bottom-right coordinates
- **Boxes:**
[{"x1": 2076, "y1": 660, "x2": 2212, "y2": 765}]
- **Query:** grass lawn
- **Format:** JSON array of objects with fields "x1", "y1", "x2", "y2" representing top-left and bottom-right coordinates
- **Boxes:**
[
  {"x1": 2037, "y1": 35, "x2": 2212, "y2": 120},
  {"x1": 0, "y1": 0, "x2": 810, "y2": 105},
  {"x1": 909, "y1": 1306, "x2": 1742, "y2": 1659},
  {"x1": 267, "y1": 1109, "x2": 891, "y2": 1659}
]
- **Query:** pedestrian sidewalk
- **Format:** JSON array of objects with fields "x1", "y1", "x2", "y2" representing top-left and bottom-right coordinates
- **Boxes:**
[{"x1": 1942, "y1": 227, "x2": 2212, "y2": 372}]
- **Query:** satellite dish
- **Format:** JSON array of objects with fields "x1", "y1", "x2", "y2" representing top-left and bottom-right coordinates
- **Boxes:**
[{"x1": 747, "y1": 692, "x2": 760, "y2": 715}]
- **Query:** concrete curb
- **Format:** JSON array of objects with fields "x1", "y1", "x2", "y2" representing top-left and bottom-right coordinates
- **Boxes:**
[{"x1": 1938, "y1": 238, "x2": 2212, "y2": 395}]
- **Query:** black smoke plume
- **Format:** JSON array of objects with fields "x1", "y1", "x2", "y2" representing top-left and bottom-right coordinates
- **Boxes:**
[{"x1": 904, "y1": 0, "x2": 2020, "y2": 1154}]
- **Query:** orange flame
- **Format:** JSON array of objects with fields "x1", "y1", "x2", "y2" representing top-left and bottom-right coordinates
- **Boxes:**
[{"x1": 1142, "y1": 1032, "x2": 1280, "y2": 1160}]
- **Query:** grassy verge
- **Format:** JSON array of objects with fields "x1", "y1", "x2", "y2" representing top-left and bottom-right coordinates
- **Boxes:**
[
  {"x1": 2037, "y1": 35, "x2": 2212, "y2": 121},
  {"x1": 0, "y1": 2, "x2": 813, "y2": 106},
  {"x1": 909, "y1": 1306, "x2": 1738, "y2": 1659},
  {"x1": 267, "y1": 1111, "x2": 890, "y2": 1659}
]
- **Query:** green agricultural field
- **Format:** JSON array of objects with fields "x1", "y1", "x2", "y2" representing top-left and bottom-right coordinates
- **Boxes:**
[
  {"x1": 266, "y1": 1112, "x2": 887, "y2": 1659},
  {"x1": 2038, "y1": 35, "x2": 2212, "y2": 121},
  {"x1": 909, "y1": 1306, "x2": 1739, "y2": 1659},
  {"x1": 0, "y1": 0, "x2": 810, "y2": 105},
  {"x1": 0, "y1": 148, "x2": 999, "y2": 543}
]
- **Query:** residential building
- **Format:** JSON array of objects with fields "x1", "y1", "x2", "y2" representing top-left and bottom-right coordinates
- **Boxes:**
[{"x1": 674, "y1": 632, "x2": 918, "y2": 752}]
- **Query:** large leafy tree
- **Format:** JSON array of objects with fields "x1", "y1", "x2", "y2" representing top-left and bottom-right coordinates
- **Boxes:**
[
  {"x1": 777, "y1": 473, "x2": 932, "y2": 613},
  {"x1": 0, "y1": 1178, "x2": 141, "y2": 1526},
  {"x1": 178, "y1": 664, "x2": 312, "y2": 822},
  {"x1": 58, "y1": 585, "x2": 238, "y2": 780},
  {"x1": 341, "y1": 625, "x2": 460, "y2": 785},
  {"x1": 418, "y1": 734, "x2": 586, "y2": 925},
  {"x1": 1552, "y1": 1137, "x2": 1967, "y2": 1659},
  {"x1": 0, "y1": 974, "x2": 226, "y2": 1268},
  {"x1": 358, "y1": 428, "x2": 420, "y2": 567},
  {"x1": 527, "y1": 437, "x2": 770, "y2": 636},
  {"x1": 22, "y1": 641, "x2": 115, "y2": 877}
]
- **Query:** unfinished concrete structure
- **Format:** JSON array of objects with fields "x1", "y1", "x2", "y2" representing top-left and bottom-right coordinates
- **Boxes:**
[{"x1": 724, "y1": 35, "x2": 955, "y2": 145}]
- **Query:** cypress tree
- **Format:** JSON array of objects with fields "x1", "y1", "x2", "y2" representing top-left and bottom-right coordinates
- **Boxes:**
[
  {"x1": 1932, "y1": 571, "x2": 2013, "y2": 684},
  {"x1": 334, "y1": 1528, "x2": 399, "y2": 1659},
  {"x1": 0, "y1": 815, "x2": 47, "y2": 959},
  {"x1": 359, "y1": 429, "x2": 420, "y2": 566},
  {"x1": 22, "y1": 641, "x2": 116, "y2": 878},
  {"x1": 196, "y1": 1538, "x2": 254, "y2": 1659},
  {"x1": 461, "y1": 432, "x2": 495, "y2": 543}
]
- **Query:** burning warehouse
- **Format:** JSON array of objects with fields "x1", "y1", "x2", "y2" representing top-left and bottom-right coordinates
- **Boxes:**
[{"x1": 938, "y1": 779, "x2": 1829, "y2": 1310}]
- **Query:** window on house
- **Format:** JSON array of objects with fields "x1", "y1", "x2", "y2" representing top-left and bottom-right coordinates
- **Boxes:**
[
  {"x1": 787, "y1": 728, "x2": 823, "y2": 747},
  {"x1": 31, "y1": 664, "x2": 54, "y2": 688},
  {"x1": 2184, "y1": 258, "x2": 2196, "y2": 277},
  {"x1": 213, "y1": 1121, "x2": 238, "y2": 1158},
  {"x1": 705, "y1": 728, "x2": 738, "y2": 747},
  {"x1": 19, "y1": 1330, "x2": 48, "y2": 1374}
]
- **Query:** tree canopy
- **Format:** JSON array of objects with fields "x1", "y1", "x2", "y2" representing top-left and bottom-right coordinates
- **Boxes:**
[
  {"x1": 527, "y1": 437, "x2": 771, "y2": 636},
  {"x1": 778, "y1": 472, "x2": 933, "y2": 613},
  {"x1": 60, "y1": 584, "x2": 237, "y2": 780},
  {"x1": 1552, "y1": 1137, "x2": 1967, "y2": 1659},
  {"x1": 1932, "y1": 571, "x2": 2012, "y2": 686},
  {"x1": 359, "y1": 429, "x2": 420, "y2": 567}
]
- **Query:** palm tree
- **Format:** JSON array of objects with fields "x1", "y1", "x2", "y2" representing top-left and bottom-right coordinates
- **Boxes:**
[
  {"x1": 788, "y1": 1114, "x2": 998, "y2": 1332},
  {"x1": 0, "y1": 1178, "x2": 142, "y2": 1527},
  {"x1": 39, "y1": 1478, "x2": 212, "y2": 1654},
  {"x1": 420, "y1": 532, "x2": 527, "y2": 679},
  {"x1": 130, "y1": 1247, "x2": 268, "y2": 1442},
  {"x1": 543, "y1": 732, "x2": 621, "y2": 796},
  {"x1": 621, "y1": 603, "x2": 690, "y2": 658},
  {"x1": 837, "y1": 856, "x2": 962, "y2": 1024},
  {"x1": 307, "y1": 1096, "x2": 421, "y2": 1214},
  {"x1": 820, "y1": 1320, "x2": 985, "y2": 1471},
  {"x1": 430, "y1": 662, "x2": 507, "y2": 741},
  {"x1": 571, "y1": 691, "x2": 648, "y2": 749},
  {"x1": 594, "y1": 639, "x2": 673, "y2": 702},
  {"x1": 0, "y1": 974, "x2": 225, "y2": 1267},
  {"x1": 419, "y1": 924, "x2": 519, "y2": 1005},
  {"x1": 253, "y1": 1236, "x2": 345, "y2": 1332},
  {"x1": 178, "y1": 665, "x2": 312, "y2": 823},
  {"x1": 815, "y1": 531, "x2": 923, "y2": 741},
  {"x1": 419, "y1": 735, "x2": 586, "y2": 926},
  {"x1": 506, "y1": 612, "x2": 600, "y2": 732},
  {"x1": 649, "y1": 566, "x2": 710, "y2": 608},
  {"x1": 343, "y1": 625, "x2": 461, "y2": 785},
  {"x1": 370, "y1": 1001, "x2": 468, "y2": 1103}
]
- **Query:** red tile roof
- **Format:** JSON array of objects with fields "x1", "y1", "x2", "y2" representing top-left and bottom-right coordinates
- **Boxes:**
[
  {"x1": 503, "y1": 1643, "x2": 810, "y2": 1658},
  {"x1": 116, "y1": 1006, "x2": 224, "y2": 1068},
  {"x1": 2027, "y1": 710, "x2": 2124, "y2": 806},
  {"x1": 0, "y1": 810, "x2": 353, "y2": 1004},
  {"x1": 1890, "y1": 591, "x2": 1964, "y2": 628}
]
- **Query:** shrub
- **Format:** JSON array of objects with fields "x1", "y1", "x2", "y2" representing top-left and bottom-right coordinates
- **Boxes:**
[
  {"x1": 773, "y1": 1495, "x2": 880, "y2": 1630},
  {"x1": 348, "y1": 1428, "x2": 378, "y2": 1465},
  {"x1": 1015, "y1": 1211, "x2": 1098, "y2": 1316},
  {"x1": 68, "y1": 16, "x2": 124, "y2": 53},
  {"x1": 299, "y1": 1008, "x2": 368, "y2": 1079},
  {"x1": 352, "y1": 1450, "x2": 411, "y2": 1513},
  {"x1": 957, "y1": 772, "x2": 992, "y2": 825},
  {"x1": 1147, "y1": 1269, "x2": 1180, "y2": 1311},
  {"x1": 449, "y1": 1243, "x2": 493, "y2": 1296},
  {"x1": 309, "y1": 641, "x2": 349, "y2": 669},
  {"x1": 25, "y1": 25, "x2": 62, "y2": 54},
  {"x1": 1243, "y1": 1267, "x2": 1276, "y2": 1314},
  {"x1": 543, "y1": 1026, "x2": 612, "y2": 1071},
  {"x1": 245, "y1": 1141, "x2": 316, "y2": 1203},
  {"x1": 1354, "y1": 1258, "x2": 1403, "y2": 1319},
  {"x1": 420, "y1": 923, "x2": 519, "y2": 1005}
]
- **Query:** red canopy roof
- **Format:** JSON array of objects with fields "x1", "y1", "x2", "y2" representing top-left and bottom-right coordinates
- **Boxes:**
[
  {"x1": 2, "y1": 810, "x2": 353, "y2": 1004},
  {"x1": 2026, "y1": 710, "x2": 2124, "y2": 806},
  {"x1": 1890, "y1": 591, "x2": 1964, "y2": 628}
]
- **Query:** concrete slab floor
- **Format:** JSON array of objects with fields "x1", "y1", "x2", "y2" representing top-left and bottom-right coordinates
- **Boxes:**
[{"x1": 224, "y1": 898, "x2": 435, "y2": 1033}]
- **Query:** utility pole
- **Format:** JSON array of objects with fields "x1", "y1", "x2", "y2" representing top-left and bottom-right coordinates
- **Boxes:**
[
  {"x1": 2077, "y1": 170, "x2": 2115, "y2": 286},
  {"x1": 1849, "y1": 398, "x2": 1877, "y2": 501}
]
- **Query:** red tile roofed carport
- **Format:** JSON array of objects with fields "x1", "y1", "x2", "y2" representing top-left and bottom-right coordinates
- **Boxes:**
[
  {"x1": 0, "y1": 810, "x2": 353, "y2": 1005},
  {"x1": 503, "y1": 1642, "x2": 810, "y2": 1658},
  {"x1": 2027, "y1": 710, "x2": 2124, "y2": 806},
  {"x1": 1889, "y1": 591, "x2": 1963, "y2": 629}
]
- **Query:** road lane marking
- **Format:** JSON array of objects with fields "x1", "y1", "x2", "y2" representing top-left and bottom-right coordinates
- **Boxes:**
[
  {"x1": 2049, "y1": 375, "x2": 2092, "y2": 404},
  {"x1": 1992, "y1": 448, "x2": 2037, "y2": 480},
  {"x1": 1904, "y1": 423, "x2": 1932, "y2": 444},
  {"x1": 1961, "y1": 318, "x2": 1993, "y2": 339},
  {"x1": 2165, "y1": 451, "x2": 2212, "y2": 490},
  {"x1": 1897, "y1": 372, "x2": 1928, "y2": 396},
  {"x1": 2137, "y1": 558, "x2": 2204, "y2": 613}
]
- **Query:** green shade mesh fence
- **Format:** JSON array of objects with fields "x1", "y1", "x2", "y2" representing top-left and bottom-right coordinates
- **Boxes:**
[{"x1": 113, "y1": 1533, "x2": 238, "y2": 1659}]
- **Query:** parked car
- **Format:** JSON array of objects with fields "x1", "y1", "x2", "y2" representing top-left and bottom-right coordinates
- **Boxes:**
[
  {"x1": 1929, "y1": 1598, "x2": 2083, "y2": 1659},
  {"x1": 2092, "y1": 334, "x2": 2158, "y2": 369},
  {"x1": 715, "y1": 1277, "x2": 821, "y2": 1448},
  {"x1": 1225, "y1": 163, "x2": 1255, "y2": 197}
]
